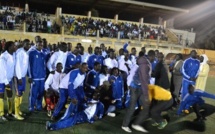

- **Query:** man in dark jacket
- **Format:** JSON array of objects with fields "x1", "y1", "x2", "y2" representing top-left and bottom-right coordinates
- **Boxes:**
[
  {"x1": 122, "y1": 50, "x2": 155, "y2": 133},
  {"x1": 152, "y1": 52, "x2": 170, "y2": 89}
]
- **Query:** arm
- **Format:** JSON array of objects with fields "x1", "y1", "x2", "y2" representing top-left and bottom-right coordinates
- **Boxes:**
[
  {"x1": 85, "y1": 72, "x2": 96, "y2": 89},
  {"x1": 123, "y1": 43, "x2": 128, "y2": 52},
  {"x1": 44, "y1": 74, "x2": 53, "y2": 91},
  {"x1": 194, "y1": 90, "x2": 215, "y2": 100},
  {"x1": 68, "y1": 72, "x2": 78, "y2": 99},
  {"x1": 47, "y1": 52, "x2": 56, "y2": 72},
  {"x1": 15, "y1": 52, "x2": 22, "y2": 80},
  {"x1": 0, "y1": 58, "x2": 9, "y2": 85},
  {"x1": 181, "y1": 59, "x2": 190, "y2": 80}
]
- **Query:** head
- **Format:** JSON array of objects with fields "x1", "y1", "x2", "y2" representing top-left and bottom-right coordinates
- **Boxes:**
[
  {"x1": 23, "y1": 39, "x2": 31, "y2": 51},
  {"x1": 175, "y1": 53, "x2": 183, "y2": 61},
  {"x1": 60, "y1": 42, "x2": 68, "y2": 52},
  {"x1": 35, "y1": 36, "x2": 41, "y2": 43},
  {"x1": 124, "y1": 51, "x2": 129, "y2": 60},
  {"x1": 109, "y1": 50, "x2": 115, "y2": 59},
  {"x1": 36, "y1": 40, "x2": 43, "y2": 51},
  {"x1": 94, "y1": 47, "x2": 100, "y2": 55},
  {"x1": 119, "y1": 48, "x2": 124, "y2": 56},
  {"x1": 94, "y1": 62, "x2": 101, "y2": 72},
  {"x1": 79, "y1": 46, "x2": 84, "y2": 55},
  {"x1": 190, "y1": 50, "x2": 197, "y2": 59},
  {"x1": 42, "y1": 38, "x2": 47, "y2": 48},
  {"x1": 76, "y1": 43, "x2": 82, "y2": 49},
  {"x1": 188, "y1": 84, "x2": 195, "y2": 94},
  {"x1": 5, "y1": 41, "x2": 16, "y2": 53},
  {"x1": 79, "y1": 63, "x2": 88, "y2": 74},
  {"x1": 147, "y1": 50, "x2": 155, "y2": 62},
  {"x1": 92, "y1": 91, "x2": 101, "y2": 100},
  {"x1": 111, "y1": 67, "x2": 119, "y2": 76},
  {"x1": 56, "y1": 62, "x2": 63, "y2": 73},
  {"x1": 100, "y1": 43, "x2": 105, "y2": 51},
  {"x1": 141, "y1": 47, "x2": 146, "y2": 55},
  {"x1": 100, "y1": 65, "x2": 109, "y2": 75},
  {"x1": 199, "y1": 54, "x2": 209, "y2": 64},
  {"x1": 88, "y1": 46, "x2": 93, "y2": 54},
  {"x1": 73, "y1": 47, "x2": 79, "y2": 55},
  {"x1": 157, "y1": 52, "x2": 164, "y2": 62},
  {"x1": 155, "y1": 50, "x2": 159, "y2": 58},
  {"x1": 131, "y1": 47, "x2": 136, "y2": 55}
]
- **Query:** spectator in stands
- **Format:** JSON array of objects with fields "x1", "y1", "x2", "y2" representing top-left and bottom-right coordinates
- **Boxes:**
[{"x1": 195, "y1": 54, "x2": 209, "y2": 91}]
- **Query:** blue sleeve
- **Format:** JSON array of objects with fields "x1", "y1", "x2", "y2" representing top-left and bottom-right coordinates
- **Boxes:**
[
  {"x1": 68, "y1": 71, "x2": 78, "y2": 99},
  {"x1": 109, "y1": 76, "x2": 117, "y2": 99},
  {"x1": 194, "y1": 90, "x2": 215, "y2": 100},
  {"x1": 123, "y1": 43, "x2": 128, "y2": 53},
  {"x1": 181, "y1": 59, "x2": 190, "y2": 80}
]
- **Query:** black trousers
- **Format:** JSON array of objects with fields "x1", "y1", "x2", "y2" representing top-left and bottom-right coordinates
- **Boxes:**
[{"x1": 150, "y1": 98, "x2": 173, "y2": 123}]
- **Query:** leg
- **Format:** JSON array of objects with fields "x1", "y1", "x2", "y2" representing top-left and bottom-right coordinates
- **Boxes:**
[
  {"x1": 29, "y1": 81, "x2": 39, "y2": 112},
  {"x1": 36, "y1": 80, "x2": 45, "y2": 110},
  {"x1": 60, "y1": 103, "x2": 77, "y2": 120},
  {"x1": 52, "y1": 89, "x2": 68, "y2": 118},
  {"x1": 181, "y1": 80, "x2": 190, "y2": 99},
  {"x1": 122, "y1": 88, "x2": 140, "y2": 127}
]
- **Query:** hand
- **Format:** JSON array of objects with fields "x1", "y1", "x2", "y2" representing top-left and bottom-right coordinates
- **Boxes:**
[
  {"x1": 5, "y1": 84, "x2": 10, "y2": 88},
  {"x1": 190, "y1": 77, "x2": 196, "y2": 82},
  {"x1": 28, "y1": 78, "x2": 32, "y2": 83},
  {"x1": 18, "y1": 79, "x2": 22, "y2": 85},
  {"x1": 93, "y1": 115, "x2": 98, "y2": 120},
  {"x1": 71, "y1": 98, "x2": 78, "y2": 105}
]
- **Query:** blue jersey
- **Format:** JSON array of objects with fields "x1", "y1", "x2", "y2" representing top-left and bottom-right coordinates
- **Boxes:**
[
  {"x1": 177, "y1": 89, "x2": 215, "y2": 115},
  {"x1": 86, "y1": 69, "x2": 100, "y2": 89},
  {"x1": 151, "y1": 58, "x2": 158, "y2": 72},
  {"x1": 97, "y1": 55, "x2": 104, "y2": 66},
  {"x1": 76, "y1": 54, "x2": 82, "y2": 64},
  {"x1": 87, "y1": 54, "x2": 100, "y2": 70},
  {"x1": 65, "y1": 53, "x2": 76, "y2": 73},
  {"x1": 181, "y1": 57, "x2": 200, "y2": 81},
  {"x1": 109, "y1": 75, "x2": 124, "y2": 99},
  {"x1": 28, "y1": 49, "x2": 46, "y2": 80}
]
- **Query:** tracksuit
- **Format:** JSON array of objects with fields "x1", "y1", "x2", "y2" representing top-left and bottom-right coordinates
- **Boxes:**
[
  {"x1": 181, "y1": 57, "x2": 200, "y2": 98},
  {"x1": 52, "y1": 69, "x2": 86, "y2": 118},
  {"x1": 28, "y1": 49, "x2": 46, "y2": 111}
]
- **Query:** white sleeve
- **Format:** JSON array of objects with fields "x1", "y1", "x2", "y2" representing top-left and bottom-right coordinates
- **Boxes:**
[
  {"x1": 15, "y1": 52, "x2": 22, "y2": 80},
  {"x1": 47, "y1": 53, "x2": 57, "y2": 72},
  {"x1": 0, "y1": 58, "x2": 9, "y2": 85},
  {"x1": 45, "y1": 74, "x2": 54, "y2": 91}
]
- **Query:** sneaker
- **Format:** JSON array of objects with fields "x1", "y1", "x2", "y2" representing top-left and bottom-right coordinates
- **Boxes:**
[
  {"x1": 131, "y1": 124, "x2": 148, "y2": 133},
  {"x1": 157, "y1": 119, "x2": 168, "y2": 129},
  {"x1": 6, "y1": 113, "x2": 15, "y2": 117},
  {"x1": 47, "y1": 110, "x2": 52, "y2": 117},
  {"x1": 151, "y1": 121, "x2": 159, "y2": 126},
  {"x1": 107, "y1": 113, "x2": 116, "y2": 117},
  {"x1": 0, "y1": 116, "x2": 8, "y2": 122},
  {"x1": 121, "y1": 126, "x2": 132, "y2": 133},
  {"x1": 46, "y1": 121, "x2": 51, "y2": 130},
  {"x1": 14, "y1": 114, "x2": 24, "y2": 120}
]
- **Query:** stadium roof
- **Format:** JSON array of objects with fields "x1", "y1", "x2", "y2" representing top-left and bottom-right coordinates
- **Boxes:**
[{"x1": 22, "y1": 0, "x2": 189, "y2": 19}]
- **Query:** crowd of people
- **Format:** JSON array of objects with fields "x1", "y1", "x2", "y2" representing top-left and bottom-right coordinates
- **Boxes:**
[
  {"x1": 0, "y1": 35, "x2": 213, "y2": 133},
  {"x1": 62, "y1": 16, "x2": 168, "y2": 40}
]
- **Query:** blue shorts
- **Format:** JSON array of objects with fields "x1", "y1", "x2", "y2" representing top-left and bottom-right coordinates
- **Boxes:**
[
  {"x1": 17, "y1": 77, "x2": 26, "y2": 95},
  {"x1": 0, "y1": 81, "x2": 13, "y2": 93},
  {"x1": 0, "y1": 84, "x2": 5, "y2": 93}
]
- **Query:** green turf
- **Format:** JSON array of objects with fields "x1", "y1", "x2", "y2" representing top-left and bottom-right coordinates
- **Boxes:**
[{"x1": 0, "y1": 77, "x2": 215, "y2": 134}]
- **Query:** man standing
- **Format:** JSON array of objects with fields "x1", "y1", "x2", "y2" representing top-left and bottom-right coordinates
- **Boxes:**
[
  {"x1": 28, "y1": 40, "x2": 46, "y2": 112},
  {"x1": 181, "y1": 50, "x2": 200, "y2": 99},
  {"x1": 122, "y1": 50, "x2": 155, "y2": 133},
  {"x1": 104, "y1": 50, "x2": 118, "y2": 70},
  {"x1": 14, "y1": 39, "x2": 31, "y2": 120},
  {"x1": 0, "y1": 41, "x2": 16, "y2": 121}
]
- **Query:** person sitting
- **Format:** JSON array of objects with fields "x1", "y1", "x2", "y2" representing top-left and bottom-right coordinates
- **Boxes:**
[
  {"x1": 177, "y1": 84, "x2": 215, "y2": 122},
  {"x1": 46, "y1": 91, "x2": 104, "y2": 131},
  {"x1": 44, "y1": 63, "x2": 66, "y2": 117}
]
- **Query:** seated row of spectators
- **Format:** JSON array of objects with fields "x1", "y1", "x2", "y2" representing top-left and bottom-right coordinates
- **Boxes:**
[{"x1": 61, "y1": 16, "x2": 167, "y2": 41}]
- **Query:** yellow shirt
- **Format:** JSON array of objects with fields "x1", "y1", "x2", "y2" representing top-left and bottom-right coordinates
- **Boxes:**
[{"x1": 148, "y1": 85, "x2": 172, "y2": 101}]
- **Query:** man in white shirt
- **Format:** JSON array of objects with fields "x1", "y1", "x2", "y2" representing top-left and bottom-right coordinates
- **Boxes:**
[
  {"x1": 100, "y1": 43, "x2": 107, "y2": 58},
  {"x1": 45, "y1": 63, "x2": 66, "y2": 117},
  {"x1": 118, "y1": 52, "x2": 132, "y2": 75},
  {"x1": 104, "y1": 50, "x2": 118, "y2": 70},
  {"x1": 14, "y1": 39, "x2": 31, "y2": 120},
  {"x1": 47, "y1": 42, "x2": 68, "y2": 73}
]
